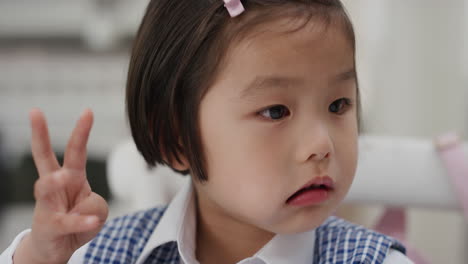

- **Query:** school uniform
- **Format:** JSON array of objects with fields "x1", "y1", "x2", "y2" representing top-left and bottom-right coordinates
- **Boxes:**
[{"x1": 0, "y1": 180, "x2": 412, "y2": 264}]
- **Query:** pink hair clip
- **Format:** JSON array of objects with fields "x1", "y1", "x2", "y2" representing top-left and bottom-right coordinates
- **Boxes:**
[{"x1": 223, "y1": 0, "x2": 245, "y2": 17}]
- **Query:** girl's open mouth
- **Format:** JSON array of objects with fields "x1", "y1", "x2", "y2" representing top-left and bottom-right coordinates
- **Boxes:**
[{"x1": 286, "y1": 176, "x2": 335, "y2": 206}]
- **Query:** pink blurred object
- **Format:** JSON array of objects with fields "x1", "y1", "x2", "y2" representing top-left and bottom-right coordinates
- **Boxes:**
[
  {"x1": 375, "y1": 208, "x2": 431, "y2": 264},
  {"x1": 374, "y1": 132, "x2": 468, "y2": 264},
  {"x1": 435, "y1": 132, "x2": 468, "y2": 219},
  {"x1": 223, "y1": 0, "x2": 245, "y2": 17}
]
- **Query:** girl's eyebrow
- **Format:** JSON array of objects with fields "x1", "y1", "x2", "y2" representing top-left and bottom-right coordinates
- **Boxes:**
[
  {"x1": 240, "y1": 68, "x2": 356, "y2": 99},
  {"x1": 333, "y1": 68, "x2": 356, "y2": 83},
  {"x1": 240, "y1": 76, "x2": 302, "y2": 99}
]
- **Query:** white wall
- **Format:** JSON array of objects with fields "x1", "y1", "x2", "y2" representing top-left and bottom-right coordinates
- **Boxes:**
[{"x1": 344, "y1": 1, "x2": 468, "y2": 263}]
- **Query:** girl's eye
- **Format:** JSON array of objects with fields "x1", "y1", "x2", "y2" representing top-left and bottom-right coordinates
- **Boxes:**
[
  {"x1": 259, "y1": 105, "x2": 290, "y2": 120},
  {"x1": 329, "y1": 98, "x2": 352, "y2": 115}
]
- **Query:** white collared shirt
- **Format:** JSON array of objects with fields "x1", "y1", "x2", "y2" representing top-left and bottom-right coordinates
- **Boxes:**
[{"x1": 1, "y1": 180, "x2": 412, "y2": 264}]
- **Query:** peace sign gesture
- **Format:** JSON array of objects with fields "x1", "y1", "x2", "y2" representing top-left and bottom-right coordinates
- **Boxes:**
[{"x1": 14, "y1": 109, "x2": 108, "y2": 264}]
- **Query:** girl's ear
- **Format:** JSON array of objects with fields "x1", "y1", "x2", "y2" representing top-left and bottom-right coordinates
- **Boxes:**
[
  {"x1": 161, "y1": 137, "x2": 190, "y2": 171},
  {"x1": 169, "y1": 154, "x2": 190, "y2": 171},
  {"x1": 151, "y1": 116, "x2": 190, "y2": 171}
]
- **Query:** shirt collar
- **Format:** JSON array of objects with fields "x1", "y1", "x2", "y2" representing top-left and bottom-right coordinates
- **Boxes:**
[
  {"x1": 136, "y1": 180, "x2": 315, "y2": 264},
  {"x1": 254, "y1": 229, "x2": 315, "y2": 264}
]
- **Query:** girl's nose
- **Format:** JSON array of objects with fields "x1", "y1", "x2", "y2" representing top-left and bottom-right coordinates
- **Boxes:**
[
  {"x1": 309, "y1": 151, "x2": 330, "y2": 161},
  {"x1": 299, "y1": 124, "x2": 333, "y2": 163}
]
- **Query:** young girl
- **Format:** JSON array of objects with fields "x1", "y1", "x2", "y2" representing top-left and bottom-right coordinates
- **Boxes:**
[{"x1": 1, "y1": 0, "x2": 413, "y2": 263}]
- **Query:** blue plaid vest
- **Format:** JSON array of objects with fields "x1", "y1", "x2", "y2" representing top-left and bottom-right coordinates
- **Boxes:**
[{"x1": 84, "y1": 206, "x2": 406, "y2": 264}]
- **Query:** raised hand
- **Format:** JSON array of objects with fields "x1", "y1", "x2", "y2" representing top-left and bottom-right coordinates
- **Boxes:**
[{"x1": 13, "y1": 109, "x2": 109, "y2": 264}]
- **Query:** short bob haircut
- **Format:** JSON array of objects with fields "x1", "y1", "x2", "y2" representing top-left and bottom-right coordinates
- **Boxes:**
[{"x1": 126, "y1": 0, "x2": 360, "y2": 182}]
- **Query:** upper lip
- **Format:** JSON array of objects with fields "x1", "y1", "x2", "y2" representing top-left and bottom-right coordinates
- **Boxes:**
[
  {"x1": 287, "y1": 175, "x2": 335, "y2": 201},
  {"x1": 300, "y1": 176, "x2": 335, "y2": 190}
]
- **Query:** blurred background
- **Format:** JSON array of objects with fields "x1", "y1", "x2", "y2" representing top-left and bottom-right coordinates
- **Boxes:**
[{"x1": 0, "y1": 0, "x2": 467, "y2": 263}]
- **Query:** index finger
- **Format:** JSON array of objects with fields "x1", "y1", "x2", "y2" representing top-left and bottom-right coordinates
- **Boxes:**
[
  {"x1": 63, "y1": 109, "x2": 94, "y2": 171},
  {"x1": 30, "y1": 108, "x2": 60, "y2": 176}
]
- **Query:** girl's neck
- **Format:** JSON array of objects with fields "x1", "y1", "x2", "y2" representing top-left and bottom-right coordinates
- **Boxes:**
[{"x1": 194, "y1": 193, "x2": 275, "y2": 264}]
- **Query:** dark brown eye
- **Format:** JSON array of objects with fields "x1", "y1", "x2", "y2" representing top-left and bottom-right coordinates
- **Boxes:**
[
  {"x1": 329, "y1": 98, "x2": 352, "y2": 114},
  {"x1": 260, "y1": 105, "x2": 290, "y2": 120}
]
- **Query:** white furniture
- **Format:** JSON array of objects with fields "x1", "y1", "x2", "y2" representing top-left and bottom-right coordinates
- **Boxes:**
[{"x1": 0, "y1": 0, "x2": 149, "y2": 50}]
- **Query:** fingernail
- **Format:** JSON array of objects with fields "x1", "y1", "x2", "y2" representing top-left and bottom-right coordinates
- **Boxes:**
[{"x1": 85, "y1": 216, "x2": 98, "y2": 226}]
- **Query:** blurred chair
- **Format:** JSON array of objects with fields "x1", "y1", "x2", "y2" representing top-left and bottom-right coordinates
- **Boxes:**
[
  {"x1": 348, "y1": 134, "x2": 466, "y2": 210},
  {"x1": 107, "y1": 135, "x2": 467, "y2": 212}
]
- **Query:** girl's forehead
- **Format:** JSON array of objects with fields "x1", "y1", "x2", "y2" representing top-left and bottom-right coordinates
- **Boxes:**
[
  {"x1": 231, "y1": 12, "x2": 348, "y2": 46},
  {"x1": 221, "y1": 15, "x2": 352, "y2": 68},
  {"x1": 213, "y1": 18, "x2": 354, "y2": 95}
]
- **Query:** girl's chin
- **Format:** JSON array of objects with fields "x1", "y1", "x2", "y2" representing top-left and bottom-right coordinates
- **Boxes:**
[
  {"x1": 272, "y1": 209, "x2": 335, "y2": 234},
  {"x1": 268, "y1": 219, "x2": 328, "y2": 235}
]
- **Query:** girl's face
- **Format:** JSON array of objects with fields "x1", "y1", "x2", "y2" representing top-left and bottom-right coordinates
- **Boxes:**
[{"x1": 194, "y1": 17, "x2": 358, "y2": 235}]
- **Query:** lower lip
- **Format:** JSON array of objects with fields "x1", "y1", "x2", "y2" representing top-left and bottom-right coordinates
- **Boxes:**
[{"x1": 286, "y1": 189, "x2": 330, "y2": 206}]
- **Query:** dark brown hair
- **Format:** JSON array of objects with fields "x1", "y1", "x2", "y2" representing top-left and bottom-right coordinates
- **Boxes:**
[{"x1": 126, "y1": 0, "x2": 360, "y2": 181}]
